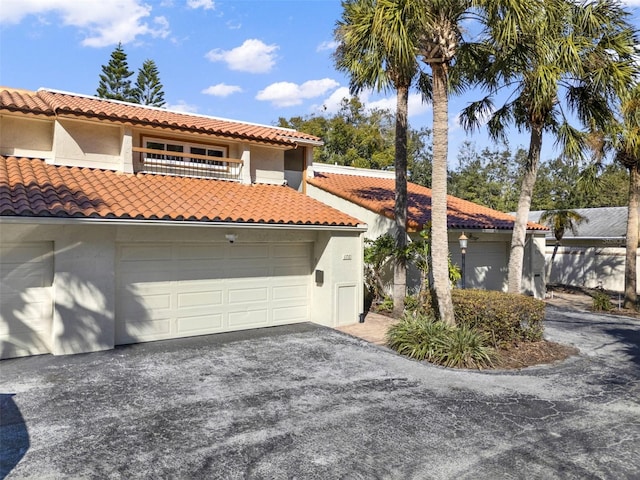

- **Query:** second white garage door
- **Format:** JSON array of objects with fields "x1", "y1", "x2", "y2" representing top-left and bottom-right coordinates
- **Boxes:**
[
  {"x1": 116, "y1": 242, "x2": 311, "y2": 345},
  {"x1": 450, "y1": 241, "x2": 508, "y2": 291}
]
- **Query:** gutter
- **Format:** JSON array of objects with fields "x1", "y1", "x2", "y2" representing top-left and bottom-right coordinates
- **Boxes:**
[
  {"x1": 549, "y1": 236, "x2": 625, "y2": 241},
  {"x1": 0, "y1": 215, "x2": 368, "y2": 232}
]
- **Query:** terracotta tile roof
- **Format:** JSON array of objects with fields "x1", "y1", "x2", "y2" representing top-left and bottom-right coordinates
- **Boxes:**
[
  {"x1": 307, "y1": 172, "x2": 548, "y2": 231},
  {"x1": 0, "y1": 88, "x2": 54, "y2": 116},
  {"x1": 0, "y1": 87, "x2": 322, "y2": 147},
  {"x1": 0, "y1": 157, "x2": 361, "y2": 227}
]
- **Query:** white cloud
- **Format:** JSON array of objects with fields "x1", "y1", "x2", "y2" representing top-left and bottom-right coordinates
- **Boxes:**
[
  {"x1": 317, "y1": 40, "x2": 339, "y2": 52},
  {"x1": 1, "y1": 0, "x2": 170, "y2": 47},
  {"x1": 256, "y1": 78, "x2": 340, "y2": 107},
  {"x1": 187, "y1": 0, "x2": 215, "y2": 9},
  {"x1": 166, "y1": 100, "x2": 199, "y2": 113},
  {"x1": 201, "y1": 83, "x2": 243, "y2": 97},
  {"x1": 205, "y1": 39, "x2": 278, "y2": 74},
  {"x1": 317, "y1": 88, "x2": 430, "y2": 119},
  {"x1": 315, "y1": 86, "x2": 352, "y2": 113},
  {"x1": 620, "y1": 0, "x2": 640, "y2": 5},
  {"x1": 367, "y1": 93, "x2": 431, "y2": 117}
]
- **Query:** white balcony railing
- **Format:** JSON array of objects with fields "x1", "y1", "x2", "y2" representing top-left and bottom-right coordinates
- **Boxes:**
[{"x1": 133, "y1": 147, "x2": 243, "y2": 181}]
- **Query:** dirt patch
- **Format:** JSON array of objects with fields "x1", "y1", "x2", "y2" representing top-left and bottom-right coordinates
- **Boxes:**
[
  {"x1": 546, "y1": 285, "x2": 640, "y2": 319},
  {"x1": 494, "y1": 341, "x2": 580, "y2": 370}
]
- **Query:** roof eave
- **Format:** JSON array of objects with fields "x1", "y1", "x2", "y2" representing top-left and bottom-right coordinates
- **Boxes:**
[{"x1": 0, "y1": 215, "x2": 367, "y2": 232}]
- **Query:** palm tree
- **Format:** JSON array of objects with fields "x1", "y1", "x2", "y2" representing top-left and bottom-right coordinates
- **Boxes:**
[
  {"x1": 414, "y1": 1, "x2": 468, "y2": 325},
  {"x1": 460, "y1": 0, "x2": 637, "y2": 295},
  {"x1": 335, "y1": 0, "x2": 423, "y2": 317},
  {"x1": 539, "y1": 208, "x2": 587, "y2": 282},
  {"x1": 413, "y1": 0, "x2": 532, "y2": 325},
  {"x1": 613, "y1": 86, "x2": 640, "y2": 309}
]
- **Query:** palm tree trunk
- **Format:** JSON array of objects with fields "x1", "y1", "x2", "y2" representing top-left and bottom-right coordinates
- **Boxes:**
[
  {"x1": 508, "y1": 124, "x2": 543, "y2": 294},
  {"x1": 624, "y1": 164, "x2": 639, "y2": 309},
  {"x1": 547, "y1": 242, "x2": 559, "y2": 285},
  {"x1": 392, "y1": 84, "x2": 409, "y2": 318},
  {"x1": 430, "y1": 63, "x2": 455, "y2": 326}
]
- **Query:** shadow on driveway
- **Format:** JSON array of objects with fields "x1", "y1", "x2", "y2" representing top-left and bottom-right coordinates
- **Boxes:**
[{"x1": 0, "y1": 393, "x2": 29, "y2": 479}]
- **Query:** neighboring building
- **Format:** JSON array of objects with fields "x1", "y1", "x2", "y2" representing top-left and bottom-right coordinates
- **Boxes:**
[
  {"x1": 308, "y1": 163, "x2": 548, "y2": 298},
  {"x1": 0, "y1": 87, "x2": 366, "y2": 359},
  {"x1": 529, "y1": 207, "x2": 640, "y2": 293}
]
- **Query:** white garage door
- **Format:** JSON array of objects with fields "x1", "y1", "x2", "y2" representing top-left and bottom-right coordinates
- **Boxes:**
[
  {"x1": 468, "y1": 242, "x2": 508, "y2": 291},
  {"x1": 0, "y1": 243, "x2": 53, "y2": 359},
  {"x1": 116, "y1": 242, "x2": 311, "y2": 344},
  {"x1": 451, "y1": 241, "x2": 508, "y2": 291}
]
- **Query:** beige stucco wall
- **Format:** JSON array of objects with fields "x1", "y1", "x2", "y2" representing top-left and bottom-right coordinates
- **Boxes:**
[
  {"x1": 311, "y1": 230, "x2": 365, "y2": 327},
  {"x1": 251, "y1": 146, "x2": 285, "y2": 185},
  {"x1": 53, "y1": 119, "x2": 122, "y2": 169},
  {"x1": 0, "y1": 115, "x2": 54, "y2": 159},
  {"x1": 0, "y1": 221, "x2": 364, "y2": 356}
]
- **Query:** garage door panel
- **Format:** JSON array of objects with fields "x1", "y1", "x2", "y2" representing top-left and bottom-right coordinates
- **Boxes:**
[
  {"x1": 273, "y1": 284, "x2": 307, "y2": 300},
  {"x1": 116, "y1": 242, "x2": 311, "y2": 345},
  {"x1": 177, "y1": 290, "x2": 223, "y2": 308},
  {"x1": 1, "y1": 243, "x2": 53, "y2": 359},
  {"x1": 177, "y1": 314, "x2": 223, "y2": 335},
  {"x1": 119, "y1": 317, "x2": 172, "y2": 342},
  {"x1": 174, "y1": 245, "x2": 225, "y2": 260},
  {"x1": 0, "y1": 264, "x2": 52, "y2": 290},
  {"x1": 273, "y1": 244, "x2": 308, "y2": 258},
  {"x1": 272, "y1": 305, "x2": 307, "y2": 323},
  {"x1": 228, "y1": 286, "x2": 268, "y2": 304},
  {"x1": 0, "y1": 297, "x2": 51, "y2": 334},
  {"x1": 228, "y1": 308, "x2": 269, "y2": 328},
  {"x1": 125, "y1": 292, "x2": 172, "y2": 311},
  {"x1": 273, "y1": 265, "x2": 309, "y2": 276},
  {"x1": 228, "y1": 244, "x2": 270, "y2": 259},
  {"x1": 120, "y1": 245, "x2": 171, "y2": 261},
  {"x1": 224, "y1": 267, "x2": 270, "y2": 279}
]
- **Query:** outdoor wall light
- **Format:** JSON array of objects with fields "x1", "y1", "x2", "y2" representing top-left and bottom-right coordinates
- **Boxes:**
[
  {"x1": 458, "y1": 232, "x2": 468, "y2": 289},
  {"x1": 458, "y1": 232, "x2": 468, "y2": 252},
  {"x1": 225, "y1": 234, "x2": 238, "y2": 244}
]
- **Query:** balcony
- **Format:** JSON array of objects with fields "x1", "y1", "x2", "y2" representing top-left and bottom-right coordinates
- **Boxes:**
[{"x1": 133, "y1": 147, "x2": 243, "y2": 181}]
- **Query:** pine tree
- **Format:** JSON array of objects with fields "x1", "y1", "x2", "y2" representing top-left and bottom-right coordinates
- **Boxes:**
[
  {"x1": 97, "y1": 43, "x2": 135, "y2": 102},
  {"x1": 133, "y1": 59, "x2": 166, "y2": 107}
]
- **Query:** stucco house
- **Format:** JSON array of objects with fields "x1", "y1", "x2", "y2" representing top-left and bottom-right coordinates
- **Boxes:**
[
  {"x1": 307, "y1": 163, "x2": 548, "y2": 298},
  {"x1": 529, "y1": 207, "x2": 640, "y2": 293},
  {"x1": 0, "y1": 87, "x2": 366, "y2": 359}
]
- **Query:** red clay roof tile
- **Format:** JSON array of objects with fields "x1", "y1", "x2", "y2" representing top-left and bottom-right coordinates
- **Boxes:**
[
  {"x1": 307, "y1": 172, "x2": 547, "y2": 231},
  {"x1": 0, "y1": 87, "x2": 321, "y2": 147},
  {"x1": 0, "y1": 157, "x2": 362, "y2": 227},
  {"x1": 0, "y1": 88, "x2": 54, "y2": 116}
]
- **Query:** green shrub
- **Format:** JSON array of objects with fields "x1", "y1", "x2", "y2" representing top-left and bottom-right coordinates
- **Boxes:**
[
  {"x1": 377, "y1": 296, "x2": 394, "y2": 313},
  {"x1": 386, "y1": 314, "x2": 448, "y2": 361},
  {"x1": 435, "y1": 325, "x2": 495, "y2": 369},
  {"x1": 387, "y1": 314, "x2": 496, "y2": 369},
  {"x1": 592, "y1": 290, "x2": 613, "y2": 311},
  {"x1": 450, "y1": 289, "x2": 545, "y2": 347}
]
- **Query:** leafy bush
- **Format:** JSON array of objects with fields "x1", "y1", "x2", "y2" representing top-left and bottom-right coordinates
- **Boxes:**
[
  {"x1": 436, "y1": 325, "x2": 495, "y2": 369},
  {"x1": 377, "y1": 296, "x2": 394, "y2": 313},
  {"x1": 450, "y1": 289, "x2": 545, "y2": 347},
  {"x1": 386, "y1": 314, "x2": 448, "y2": 360},
  {"x1": 592, "y1": 290, "x2": 613, "y2": 311},
  {"x1": 387, "y1": 314, "x2": 496, "y2": 369}
]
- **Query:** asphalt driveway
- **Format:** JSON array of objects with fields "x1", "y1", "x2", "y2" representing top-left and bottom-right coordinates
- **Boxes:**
[{"x1": 1, "y1": 306, "x2": 639, "y2": 479}]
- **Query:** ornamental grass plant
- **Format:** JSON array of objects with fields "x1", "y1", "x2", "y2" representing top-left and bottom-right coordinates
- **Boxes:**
[{"x1": 387, "y1": 314, "x2": 496, "y2": 369}]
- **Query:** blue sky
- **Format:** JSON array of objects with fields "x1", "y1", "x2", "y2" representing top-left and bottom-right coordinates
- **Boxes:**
[{"x1": 1, "y1": 0, "x2": 639, "y2": 164}]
